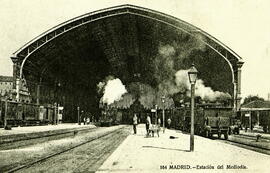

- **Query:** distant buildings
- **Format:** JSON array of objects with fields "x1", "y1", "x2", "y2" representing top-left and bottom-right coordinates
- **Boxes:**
[
  {"x1": 0, "y1": 75, "x2": 31, "y2": 102},
  {"x1": 0, "y1": 76, "x2": 13, "y2": 98},
  {"x1": 242, "y1": 100, "x2": 270, "y2": 109},
  {"x1": 241, "y1": 100, "x2": 270, "y2": 132}
]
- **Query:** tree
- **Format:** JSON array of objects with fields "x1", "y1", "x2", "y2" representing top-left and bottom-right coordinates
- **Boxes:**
[{"x1": 242, "y1": 95, "x2": 265, "y2": 105}]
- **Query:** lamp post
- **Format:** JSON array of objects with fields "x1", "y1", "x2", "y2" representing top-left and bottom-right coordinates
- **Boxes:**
[
  {"x1": 56, "y1": 82, "x2": 61, "y2": 125},
  {"x1": 155, "y1": 104, "x2": 158, "y2": 125},
  {"x1": 188, "y1": 64, "x2": 198, "y2": 152},
  {"x1": 161, "y1": 95, "x2": 165, "y2": 133},
  {"x1": 54, "y1": 102, "x2": 57, "y2": 125},
  {"x1": 4, "y1": 95, "x2": 8, "y2": 129},
  {"x1": 77, "y1": 106, "x2": 81, "y2": 125},
  {"x1": 81, "y1": 110, "x2": 84, "y2": 125}
]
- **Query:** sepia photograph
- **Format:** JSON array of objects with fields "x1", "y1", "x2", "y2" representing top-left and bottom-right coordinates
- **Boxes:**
[{"x1": 0, "y1": 0, "x2": 269, "y2": 172}]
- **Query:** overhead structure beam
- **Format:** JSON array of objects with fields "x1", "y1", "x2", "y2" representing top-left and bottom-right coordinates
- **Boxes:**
[{"x1": 14, "y1": 5, "x2": 242, "y2": 75}]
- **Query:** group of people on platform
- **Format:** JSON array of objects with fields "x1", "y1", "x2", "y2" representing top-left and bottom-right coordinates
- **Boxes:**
[
  {"x1": 83, "y1": 117, "x2": 91, "y2": 125},
  {"x1": 83, "y1": 116, "x2": 96, "y2": 125},
  {"x1": 132, "y1": 114, "x2": 172, "y2": 136}
]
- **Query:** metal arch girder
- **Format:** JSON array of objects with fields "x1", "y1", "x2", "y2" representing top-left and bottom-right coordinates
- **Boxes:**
[
  {"x1": 17, "y1": 12, "x2": 131, "y2": 79},
  {"x1": 13, "y1": 5, "x2": 133, "y2": 58},
  {"x1": 14, "y1": 4, "x2": 243, "y2": 83}
]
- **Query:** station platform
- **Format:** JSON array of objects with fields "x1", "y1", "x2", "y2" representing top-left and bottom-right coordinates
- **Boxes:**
[
  {"x1": 0, "y1": 123, "x2": 95, "y2": 144},
  {"x1": 97, "y1": 124, "x2": 269, "y2": 173}
]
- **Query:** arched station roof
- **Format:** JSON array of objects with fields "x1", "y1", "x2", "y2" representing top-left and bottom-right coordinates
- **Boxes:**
[
  {"x1": 11, "y1": 5, "x2": 244, "y2": 117},
  {"x1": 14, "y1": 5, "x2": 242, "y2": 71}
]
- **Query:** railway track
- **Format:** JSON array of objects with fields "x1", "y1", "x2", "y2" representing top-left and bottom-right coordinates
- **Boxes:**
[
  {"x1": 236, "y1": 133, "x2": 270, "y2": 141},
  {"x1": 6, "y1": 126, "x2": 127, "y2": 173},
  {"x1": 233, "y1": 134, "x2": 269, "y2": 143},
  {"x1": 0, "y1": 126, "x2": 98, "y2": 150},
  {"x1": 216, "y1": 134, "x2": 270, "y2": 155}
]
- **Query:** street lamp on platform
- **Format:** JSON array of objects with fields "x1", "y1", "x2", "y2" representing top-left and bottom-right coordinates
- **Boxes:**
[
  {"x1": 161, "y1": 95, "x2": 165, "y2": 133},
  {"x1": 77, "y1": 106, "x2": 81, "y2": 125},
  {"x1": 188, "y1": 64, "x2": 198, "y2": 152},
  {"x1": 54, "y1": 102, "x2": 57, "y2": 125},
  {"x1": 56, "y1": 82, "x2": 61, "y2": 125},
  {"x1": 155, "y1": 104, "x2": 158, "y2": 125}
]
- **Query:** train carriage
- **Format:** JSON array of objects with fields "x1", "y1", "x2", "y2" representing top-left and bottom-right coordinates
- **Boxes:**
[
  {"x1": 173, "y1": 104, "x2": 233, "y2": 140},
  {"x1": 1, "y1": 101, "x2": 23, "y2": 126},
  {"x1": 203, "y1": 107, "x2": 232, "y2": 139},
  {"x1": 0, "y1": 100, "x2": 59, "y2": 127}
]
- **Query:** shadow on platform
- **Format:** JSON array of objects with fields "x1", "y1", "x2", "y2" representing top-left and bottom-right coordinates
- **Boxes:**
[{"x1": 142, "y1": 145, "x2": 189, "y2": 152}]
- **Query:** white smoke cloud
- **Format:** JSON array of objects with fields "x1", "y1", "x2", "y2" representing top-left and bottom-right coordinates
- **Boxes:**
[
  {"x1": 194, "y1": 80, "x2": 231, "y2": 101},
  {"x1": 139, "y1": 84, "x2": 156, "y2": 109},
  {"x1": 101, "y1": 78, "x2": 127, "y2": 105},
  {"x1": 108, "y1": 93, "x2": 135, "y2": 109},
  {"x1": 175, "y1": 69, "x2": 231, "y2": 101},
  {"x1": 97, "y1": 81, "x2": 106, "y2": 94},
  {"x1": 158, "y1": 44, "x2": 175, "y2": 57},
  {"x1": 175, "y1": 70, "x2": 190, "y2": 92}
]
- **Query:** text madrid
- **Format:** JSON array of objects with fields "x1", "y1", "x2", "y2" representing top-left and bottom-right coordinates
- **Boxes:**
[{"x1": 160, "y1": 164, "x2": 247, "y2": 170}]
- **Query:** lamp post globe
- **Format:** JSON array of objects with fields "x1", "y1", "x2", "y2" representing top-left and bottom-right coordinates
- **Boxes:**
[
  {"x1": 188, "y1": 64, "x2": 198, "y2": 152},
  {"x1": 188, "y1": 64, "x2": 198, "y2": 84}
]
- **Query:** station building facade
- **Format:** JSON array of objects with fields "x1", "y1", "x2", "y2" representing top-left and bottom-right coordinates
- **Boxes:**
[{"x1": 0, "y1": 75, "x2": 31, "y2": 102}]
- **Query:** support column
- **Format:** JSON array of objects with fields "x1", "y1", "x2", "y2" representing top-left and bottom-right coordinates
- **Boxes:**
[
  {"x1": 16, "y1": 78, "x2": 20, "y2": 102},
  {"x1": 233, "y1": 82, "x2": 237, "y2": 111},
  {"x1": 36, "y1": 84, "x2": 40, "y2": 105},
  {"x1": 11, "y1": 56, "x2": 20, "y2": 101},
  {"x1": 257, "y1": 111, "x2": 260, "y2": 126},
  {"x1": 37, "y1": 77, "x2": 42, "y2": 105},
  {"x1": 4, "y1": 97, "x2": 8, "y2": 128},
  {"x1": 235, "y1": 61, "x2": 244, "y2": 111},
  {"x1": 249, "y1": 111, "x2": 252, "y2": 132}
]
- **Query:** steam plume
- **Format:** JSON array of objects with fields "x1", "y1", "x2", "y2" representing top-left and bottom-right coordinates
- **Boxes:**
[
  {"x1": 108, "y1": 93, "x2": 135, "y2": 109},
  {"x1": 99, "y1": 78, "x2": 127, "y2": 105},
  {"x1": 97, "y1": 35, "x2": 230, "y2": 110},
  {"x1": 175, "y1": 70, "x2": 231, "y2": 101}
]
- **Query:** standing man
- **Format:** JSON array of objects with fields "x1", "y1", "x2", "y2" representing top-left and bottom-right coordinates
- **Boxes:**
[
  {"x1": 133, "y1": 114, "x2": 138, "y2": 134},
  {"x1": 83, "y1": 116, "x2": 86, "y2": 125},
  {"x1": 146, "y1": 114, "x2": 151, "y2": 136},
  {"x1": 167, "y1": 118, "x2": 172, "y2": 129}
]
